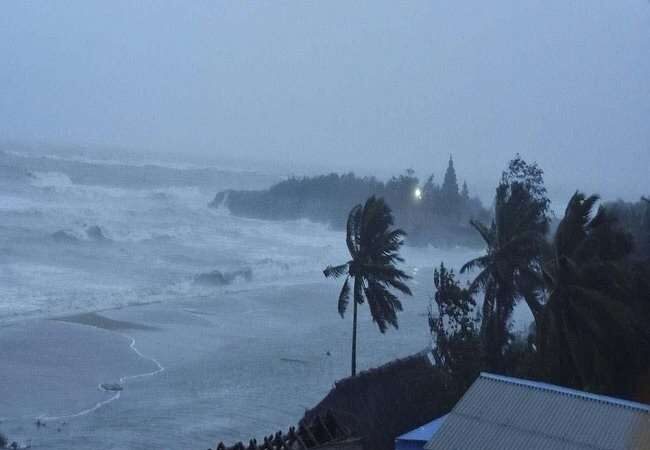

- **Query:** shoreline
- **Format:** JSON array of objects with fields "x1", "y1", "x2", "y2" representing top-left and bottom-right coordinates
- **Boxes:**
[
  {"x1": 0, "y1": 277, "x2": 437, "y2": 449},
  {"x1": 39, "y1": 313, "x2": 166, "y2": 422}
]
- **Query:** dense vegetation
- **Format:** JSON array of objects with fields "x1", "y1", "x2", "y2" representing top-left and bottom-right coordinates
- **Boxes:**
[
  {"x1": 430, "y1": 156, "x2": 650, "y2": 400},
  {"x1": 211, "y1": 157, "x2": 490, "y2": 247},
  {"x1": 216, "y1": 157, "x2": 649, "y2": 450},
  {"x1": 301, "y1": 354, "x2": 458, "y2": 450}
]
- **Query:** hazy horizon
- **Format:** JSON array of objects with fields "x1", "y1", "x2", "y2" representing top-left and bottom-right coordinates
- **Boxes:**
[
  {"x1": 1, "y1": 4, "x2": 649, "y2": 448},
  {"x1": 1, "y1": 1, "x2": 649, "y2": 202}
]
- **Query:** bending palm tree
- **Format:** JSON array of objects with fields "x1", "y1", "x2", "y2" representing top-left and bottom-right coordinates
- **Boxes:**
[
  {"x1": 539, "y1": 192, "x2": 646, "y2": 393},
  {"x1": 324, "y1": 196, "x2": 412, "y2": 376},
  {"x1": 461, "y1": 182, "x2": 548, "y2": 371}
]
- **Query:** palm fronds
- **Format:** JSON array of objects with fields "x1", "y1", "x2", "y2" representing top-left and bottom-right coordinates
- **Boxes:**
[{"x1": 323, "y1": 196, "x2": 412, "y2": 375}]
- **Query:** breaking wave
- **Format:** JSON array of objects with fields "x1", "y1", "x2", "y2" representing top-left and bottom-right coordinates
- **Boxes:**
[
  {"x1": 0, "y1": 148, "x2": 346, "y2": 323},
  {"x1": 28, "y1": 171, "x2": 74, "y2": 189},
  {"x1": 194, "y1": 268, "x2": 254, "y2": 286}
]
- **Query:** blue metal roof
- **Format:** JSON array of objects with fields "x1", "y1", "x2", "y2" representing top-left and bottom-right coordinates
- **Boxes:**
[{"x1": 396, "y1": 415, "x2": 448, "y2": 442}]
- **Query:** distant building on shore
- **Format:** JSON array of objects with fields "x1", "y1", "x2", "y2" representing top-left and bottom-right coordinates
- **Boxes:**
[{"x1": 413, "y1": 373, "x2": 650, "y2": 450}]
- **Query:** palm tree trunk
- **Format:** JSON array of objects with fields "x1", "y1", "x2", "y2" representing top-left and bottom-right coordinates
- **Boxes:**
[{"x1": 351, "y1": 297, "x2": 358, "y2": 377}]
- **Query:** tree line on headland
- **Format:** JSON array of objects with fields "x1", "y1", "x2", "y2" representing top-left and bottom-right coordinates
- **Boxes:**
[
  {"x1": 211, "y1": 156, "x2": 489, "y2": 247},
  {"x1": 210, "y1": 155, "x2": 648, "y2": 450},
  {"x1": 321, "y1": 155, "x2": 649, "y2": 401},
  {"x1": 428, "y1": 157, "x2": 650, "y2": 401}
]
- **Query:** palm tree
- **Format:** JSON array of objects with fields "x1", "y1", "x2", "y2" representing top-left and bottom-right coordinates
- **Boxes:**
[
  {"x1": 539, "y1": 192, "x2": 646, "y2": 394},
  {"x1": 324, "y1": 196, "x2": 412, "y2": 376},
  {"x1": 461, "y1": 182, "x2": 548, "y2": 371}
]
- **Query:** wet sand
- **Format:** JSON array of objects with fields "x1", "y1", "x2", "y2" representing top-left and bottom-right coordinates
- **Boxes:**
[
  {"x1": 0, "y1": 278, "x2": 436, "y2": 450},
  {"x1": 0, "y1": 254, "x2": 536, "y2": 450}
]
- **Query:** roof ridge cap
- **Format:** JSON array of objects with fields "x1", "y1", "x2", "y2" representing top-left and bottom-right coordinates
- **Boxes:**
[{"x1": 479, "y1": 372, "x2": 650, "y2": 414}]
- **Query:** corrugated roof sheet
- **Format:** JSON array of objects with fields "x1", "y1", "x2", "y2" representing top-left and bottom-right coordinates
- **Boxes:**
[
  {"x1": 425, "y1": 373, "x2": 650, "y2": 450},
  {"x1": 397, "y1": 415, "x2": 448, "y2": 442}
]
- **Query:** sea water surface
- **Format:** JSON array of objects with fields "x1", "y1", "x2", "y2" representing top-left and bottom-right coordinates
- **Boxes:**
[{"x1": 0, "y1": 148, "x2": 515, "y2": 449}]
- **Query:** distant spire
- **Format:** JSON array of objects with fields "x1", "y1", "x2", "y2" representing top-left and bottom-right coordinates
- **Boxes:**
[
  {"x1": 442, "y1": 154, "x2": 459, "y2": 197},
  {"x1": 461, "y1": 180, "x2": 470, "y2": 200}
]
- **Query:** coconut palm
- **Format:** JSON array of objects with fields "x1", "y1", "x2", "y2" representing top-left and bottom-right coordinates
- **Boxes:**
[
  {"x1": 539, "y1": 192, "x2": 647, "y2": 394},
  {"x1": 324, "y1": 196, "x2": 412, "y2": 376},
  {"x1": 461, "y1": 182, "x2": 548, "y2": 370}
]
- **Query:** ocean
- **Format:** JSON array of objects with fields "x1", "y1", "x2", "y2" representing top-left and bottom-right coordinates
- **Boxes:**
[
  {"x1": 0, "y1": 147, "x2": 519, "y2": 449},
  {"x1": 0, "y1": 148, "x2": 352, "y2": 323}
]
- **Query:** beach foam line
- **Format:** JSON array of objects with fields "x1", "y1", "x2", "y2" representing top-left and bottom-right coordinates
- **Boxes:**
[{"x1": 38, "y1": 333, "x2": 165, "y2": 422}]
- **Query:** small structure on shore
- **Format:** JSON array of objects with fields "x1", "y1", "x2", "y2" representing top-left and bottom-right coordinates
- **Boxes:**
[{"x1": 422, "y1": 373, "x2": 650, "y2": 450}]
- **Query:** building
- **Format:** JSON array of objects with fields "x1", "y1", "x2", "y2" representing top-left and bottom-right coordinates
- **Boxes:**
[
  {"x1": 422, "y1": 373, "x2": 650, "y2": 450},
  {"x1": 395, "y1": 415, "x2": 447, "y2": 450}
]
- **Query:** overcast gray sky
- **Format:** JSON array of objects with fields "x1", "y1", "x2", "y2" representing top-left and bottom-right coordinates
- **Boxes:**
[{"x1": 1, "y1": 1, "x2": 648, "y2": 201}]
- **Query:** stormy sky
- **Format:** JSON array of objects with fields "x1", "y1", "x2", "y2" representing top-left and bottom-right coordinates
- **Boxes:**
[{"x1": 1, "y1": 1, "x2": 648, "y2": 201}]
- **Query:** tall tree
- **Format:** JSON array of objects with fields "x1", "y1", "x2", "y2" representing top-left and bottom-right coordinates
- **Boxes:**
[
  {"x1": 323, "y1": 196, "x2": 412, "y2": 376},
  {"x1": 461, "y1": 157, "x2": 550, "y2": 371},
  {"x1": 539, "y1": 192, "x2": 649, "y2": 395},
  {"x1": 642, "y1": 197, "x2": 650, "y2": 258},
  {"x1": 461, "y1": 181, "x2": 470, "y2": 201},
  {"x1": 440, "y1": 155, "x2": 460, "y2": 215}
]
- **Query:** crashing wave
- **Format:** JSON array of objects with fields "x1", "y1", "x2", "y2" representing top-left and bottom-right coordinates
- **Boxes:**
[
  {"x1": 193, "y1": 268, "x2": 253, "y2": 286},
  {"x1": 50, "y1": 230, "x2": 82, "y2": 243},
  {"x1": 209, "y1": 190, "x2": 230, "y2": 209},
  {"x1": 50, "y1": 225, "x2": 110, "y2": 243},
  {"x1": 85, "y1": 225, "x2": 110, "y2": 242}
]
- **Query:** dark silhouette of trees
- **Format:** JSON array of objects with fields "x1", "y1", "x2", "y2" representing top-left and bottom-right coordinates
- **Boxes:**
[
  {"x1": 323, "y1": 196, "x2": 412, "y2": 376},
  {"x1": 605, "y1": 197, "x2": 650, "y2": 260},
  {"x1": 461, "y1": 157, "x2": 550, "y2": 371},
  {"x1": 428, "y1": 156, "x2": 649, "y2": 401},
  {"x1": 539, "y1": 192, "x2": 650, "y2": 395},
  {"x1": 644, "y1": 197, "x2": 650, "y2": 258},
  {"x1": 429, "y1": 263, "x2": 481, "y2": 389},
  {"x1": 213, "y1": 164, "x2": 491, "y2": 248},
  {"x1": 440, "y1": 156, "x2": 460, "y2": 216},
  {"x1": 461, "y1": 181, "x2": 470, "y2": 202}
]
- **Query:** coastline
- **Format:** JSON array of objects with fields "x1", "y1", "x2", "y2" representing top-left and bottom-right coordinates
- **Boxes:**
[
  {"x1": 0, "y1": 278, "x2": 435, "y2": 450},
  {"x1": 41, "y1": 312, "x2": 165, "y2": 422}
]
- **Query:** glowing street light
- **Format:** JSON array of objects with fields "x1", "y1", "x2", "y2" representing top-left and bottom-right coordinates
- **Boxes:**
[{"x1": 414, "y1": 187, "x2": 422, "y2": 200}]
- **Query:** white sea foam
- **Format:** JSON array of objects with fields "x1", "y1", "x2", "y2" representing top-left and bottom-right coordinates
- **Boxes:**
[
  {"x1": 0, "y1": 150, "x2": 479, "y2": 324},
  {"x1": 38, "y1": 333, "x2": 165, "y2": 422},
  {"x1": 29, "y1": 171, "x2": 74, "y2": 189},
  {"x1": 0, "y1": 152, "x2": 345, "y2": 323}
]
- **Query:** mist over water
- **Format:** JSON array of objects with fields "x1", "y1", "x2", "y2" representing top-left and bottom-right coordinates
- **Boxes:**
[
  {"x1": 0, "y1": 147, "x2": 467, "y2": 324},
  {"x1": 0, "y1": 146, "x2": 492, "y2": 449},
  {"x1": 0, "y1": 148, "x2": 339, "y2": 321},
  {"x1": 1, "y1": 2, "x2": 648, "y2": 448}
]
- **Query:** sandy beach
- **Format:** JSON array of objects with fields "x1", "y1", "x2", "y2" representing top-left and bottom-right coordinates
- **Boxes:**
[
  {"x1": 0, "y1": 152, "x2": 489, "y2": 450},
  {"x1": 0, "y1": 279, "x2": 436, "y2": 450}
]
